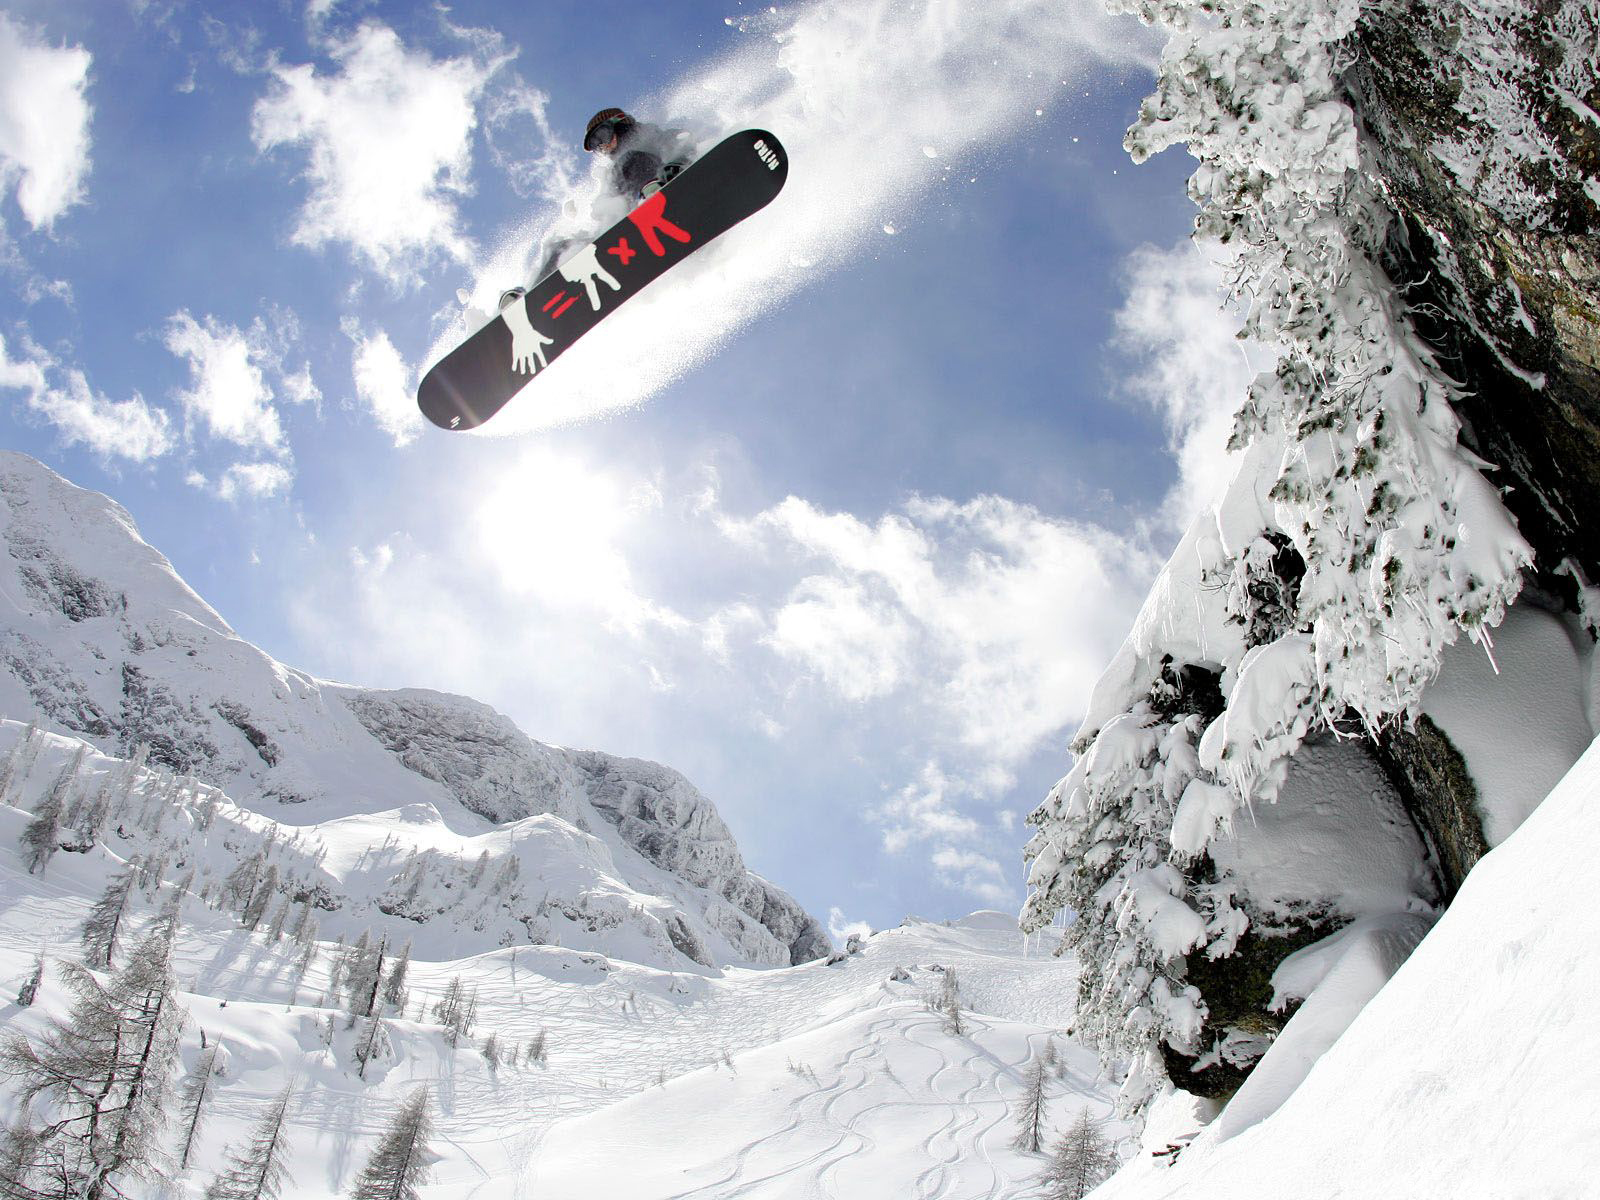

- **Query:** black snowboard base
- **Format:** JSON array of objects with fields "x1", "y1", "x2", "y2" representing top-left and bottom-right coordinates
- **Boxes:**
[{"x1": 418, "y1": 129, "x2": 788, "y2": 431}]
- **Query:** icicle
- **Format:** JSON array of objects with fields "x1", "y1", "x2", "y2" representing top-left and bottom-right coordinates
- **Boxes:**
[{"x1": 1478, "y1": 623, "x2": 1501, "y2": 676}]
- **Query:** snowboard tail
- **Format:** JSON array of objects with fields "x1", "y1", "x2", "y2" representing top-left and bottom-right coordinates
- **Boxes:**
[{"x1": 418, "y1": 129, "x2": 788, "y2": 431}]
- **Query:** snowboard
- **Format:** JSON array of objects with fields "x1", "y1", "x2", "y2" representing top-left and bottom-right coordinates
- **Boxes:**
[{"x1": 417, "y1": 128, "x2": 789, "y2": 431}]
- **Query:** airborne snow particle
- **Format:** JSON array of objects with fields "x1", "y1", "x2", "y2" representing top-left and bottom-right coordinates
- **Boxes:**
[{"x1": 883, "y1": 224, "x2": 897, "y2": 235}]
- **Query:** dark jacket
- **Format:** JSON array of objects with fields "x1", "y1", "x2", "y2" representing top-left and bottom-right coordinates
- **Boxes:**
[{"x1": 609, "y1": 122, "x2": 695, "y2": 199}]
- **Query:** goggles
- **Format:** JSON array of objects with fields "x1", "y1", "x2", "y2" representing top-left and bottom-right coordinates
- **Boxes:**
[{"x1": 584, "y1": 121, "x2": 621, "y2": 152}]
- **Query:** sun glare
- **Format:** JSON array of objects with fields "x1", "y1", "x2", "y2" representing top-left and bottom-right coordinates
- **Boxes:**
[{"x1": 472, "y1": 450, "x2": 645, "y2": 615}]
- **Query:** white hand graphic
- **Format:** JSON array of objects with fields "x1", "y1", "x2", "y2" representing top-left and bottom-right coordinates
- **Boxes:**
[
  {"x1": 501, "y1": 297, "x2": 553, "y2": 375},
  {"x1": 558, "y1": 244, "x2": 621, "y2": 312}
]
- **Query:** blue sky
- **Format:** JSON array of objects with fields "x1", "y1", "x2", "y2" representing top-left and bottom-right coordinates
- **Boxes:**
[{"x1": 0, "y1": 0, "x2": 1251, "y2": 937}]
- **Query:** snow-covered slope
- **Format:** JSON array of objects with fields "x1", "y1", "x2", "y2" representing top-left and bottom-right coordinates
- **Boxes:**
[
  {"x1": 530, "y1": 916, "x2": 1122, "y2": 1199},
  {"x1": 1093, "y1": 733, "x2": 1600, "y2": 1200},
  {"x1": 0, "y1": 451, "x2": 826, "y2": 969},
  {"x1": 0, "y1": 736, "x2": 1111, "y2": 1200}
]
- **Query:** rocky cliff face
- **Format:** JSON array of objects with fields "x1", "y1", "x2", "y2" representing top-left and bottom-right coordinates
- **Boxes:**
[
  {"x1": 573, "y1": 751, "x2": 832, "y2": 965},
  {"x1": 1344, "y1": 0, "x2": 1599, "y2": 891},
  {"x1": 1348, "y1": 0, "x2": 1600, "y2": 594},
  {"x1": 0, "y1": 451, "x2": 828, "y2": 969}
]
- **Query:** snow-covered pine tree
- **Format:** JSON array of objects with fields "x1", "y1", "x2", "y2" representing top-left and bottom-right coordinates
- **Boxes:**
[
  {"x1": 241, "y1": 864, "x2": 279, "y2": 932},
  {"x1": 291, "y1": 937, "x2": 318, "y2": 999},
  {"x1": 0, "y1": 921, "x2": 184, "y2": 1199},
  {"x1": 323, "y1": 934, "x2": 348, "y2": 1002},
  {"x1": 347, "y1": 1086, "x2": 433, "y2": 1200},
  {"x1": 80, "y1": 867, "x2": 136, "y2": 969},
  {"x1": 163, "y1": 867, "x2": 197, "y2": 924},
  {"x1": 527, "y1": 1028, "x2": 548, "y2": 1067},
  {"x1": 19, "y1": 749, "x2": 77, "y2": 874},
  {"x1": 15, "y1": 952, "x2": 44, "y2": 1008},
  {"x1": 380, "y1": 940, "x2": 411, "y2": 1013},
  {"x1": 221, "y1": 851, "x2": 264, "y2": 914},
  {"x1": 480, "y1": 1033, "x2": 499, "y2": 1071},
  {"x1": 346, "y1": 935, "x2": 386, "y2": 1021},
  {"x1": 202, "y1": 1085, "x2": 293, "y2": 1200},
  {"x1": 19, "y1": 790, "x2": 62, "y2": 877},
  {"x1": 490, "y1": 855, "x2": 519, "y2": 893},
  {"x1": 289, "y1": 900, "x2": 315, "y2": 946},
  {"x1": 176, "y1": 1038, "x2": 223, "y2": 1170},
  {"x1": 1012, "y1": 1051, "x2": 1052, "y2": 1153},
  {"x1": 66, "y1": 781, "x2": 112, "y2": 850},
  {"x1": 114, "y1": 744, "x2": 148, "y2": 811},
  {"x1": 136, "y1": 853, "x2": 169, "y2": 899},
  {"x1": 0, "y1": 1124, "x2": 47, "y2": 1197},
  {"x1": 340, "y1": 931, "x2": 372, "y2": 1006},
  {"x1": 265, "y1": 897, "x2": 291, "y2": 943},
  {"x1": 194, "y1": 789, "x2": 219, "y2": 832},
  {"x1": 936, "y1": 969, "x2": 965, "y2": 1037},
  {"x1": 0, "y1": 721, "x2": 41, "y2": 806},
  {"x1": 432, "y1": 977, "x2": 466, "y2": 1047},
  {"x1": 354, "y1": 1008, "x2": 388, "y2": 1080},
  {"x1": 1038, "y1": 1108, "x2": 1118, "y2": 1200},
  {"x1": 468, "y1": 850, "x2": 490, "y2": 887},
  {"x1": 1023, "y1": 0, "x2": 1539, "y2": 1120}
]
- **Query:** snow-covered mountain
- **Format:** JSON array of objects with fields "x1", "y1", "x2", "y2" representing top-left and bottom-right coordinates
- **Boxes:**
[{"x1": 0, "y1": 450, "x2": 828, "y2": 970}]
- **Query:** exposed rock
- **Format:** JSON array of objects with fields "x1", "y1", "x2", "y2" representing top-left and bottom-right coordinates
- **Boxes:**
[
  {"x1": 574, "y1": 751, "x2": 830, "y2": 965},
  {"x1": 1371, "y1": 715, "x2": 1489, "y2": 901},
  {"x1": 1348, "y1": 0, "x2": 1600, "y2": 590},
  {"x1": 342, "y1": 689, "x2": 579, "y2": 826}
]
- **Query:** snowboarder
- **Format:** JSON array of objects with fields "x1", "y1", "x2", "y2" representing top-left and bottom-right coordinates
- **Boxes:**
[
  {"x1": 424, "y1": 126, "x2": 787, "y2": 429},
  {"x1": 502, "y1": 109, "x2": 697, "y2": 310},
  {"x1": 583, "y1": 107, "x2": 695, "y2": 202}
]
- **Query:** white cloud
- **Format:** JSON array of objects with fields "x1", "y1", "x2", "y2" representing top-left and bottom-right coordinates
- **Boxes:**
[
  {"x1": 0, "y1": 332, "x2": 46, "y2": 395},
  {"x1": 877, "y1": 762, "x2": 982, "y2": 854},
  {"x1": 827, "y1": 907, "x2": 873, "y2": 943},
  {"x1": 347, "y1": 325, "x2": 422, "y2": 446},
  {"x1": 1, "y1": 334, "x2": 173, "y2": 462},
  {"x1": 930, "y1": 847, "x2": 1013, "y2": 907},
  {"x1": 305, "y1": 0, "x2": 343, "y2": 28},
  {"x1": 1115, "y1": 240, "x2": 1274, "y2": 530},
  {"x1": 164, "y1": 311, "x2": 286, "y2": 453},
  {"x1": 0, "y1": 13, "x2": 92, "y2": 231},
  {"x1": 216, "y1": 461, "x2": 293, "y2": 501},
  {"x1": 482, "y1": 81, "x2": 579, "y2": 204},
  {"x1": 732, "y1": 491, "x2": 1156, "y2": 764},
  {"x1": 280, "y1": 363, "x2": 322, "y2": 408},
  {"x1": 252, "y1": 22, "x2": 504, "y2": 283},
  {"x1": 766, "y1": 576, "x2": 913, "y2": 702}
]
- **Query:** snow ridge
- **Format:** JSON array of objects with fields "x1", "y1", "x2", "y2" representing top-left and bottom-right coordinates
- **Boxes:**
[{"x1": 0, "y1": 451, "x2": 825, "y2": 970}]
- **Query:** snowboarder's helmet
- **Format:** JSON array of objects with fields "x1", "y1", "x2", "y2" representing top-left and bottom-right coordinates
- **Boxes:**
[{"x1": 584, "y1": 108, "x2": 634, "y2": 152}]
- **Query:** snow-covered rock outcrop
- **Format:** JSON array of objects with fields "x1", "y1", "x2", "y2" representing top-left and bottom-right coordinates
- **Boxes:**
[
  {"x1": 0, "y1": 452, "x2": 827, "y2": 969},
  {"x1": 1091, "y1": 737, "x2": 1600, "y2": 1200},
  {"x1": 1023, "y1": 0, "x2": 1597, "y2": 1119}
]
